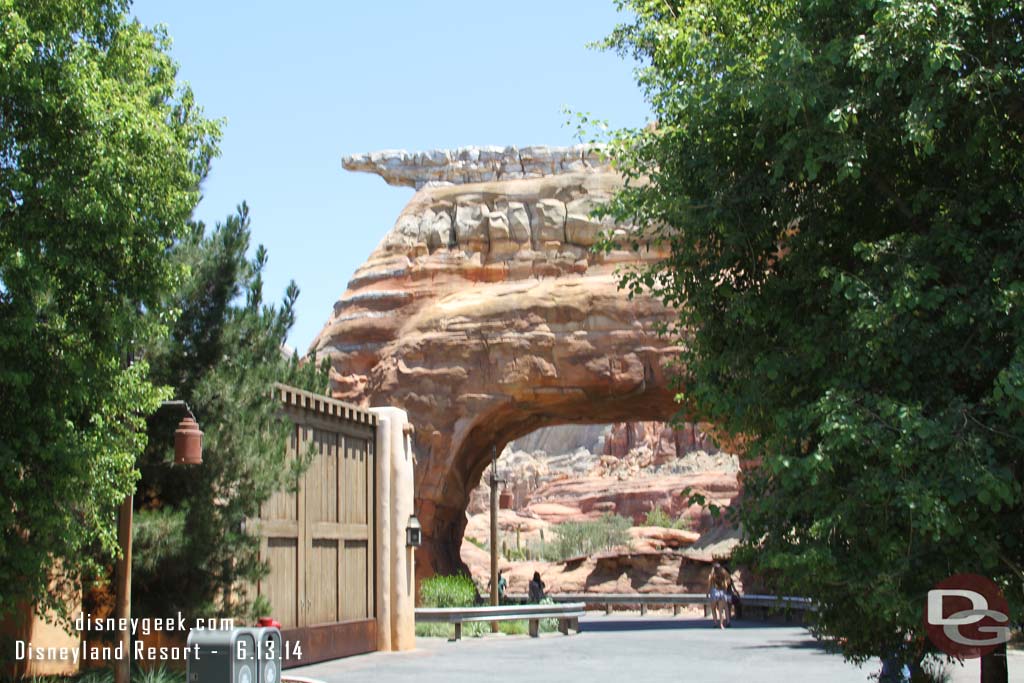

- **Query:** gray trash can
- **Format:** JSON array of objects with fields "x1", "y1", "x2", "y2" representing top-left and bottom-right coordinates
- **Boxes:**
[
  {"x1": 186, "y1": 628, "x2": 258, "y2": 683},
  {"x1": 251, "y1": 626, "x2": 282, "y2": 683}
]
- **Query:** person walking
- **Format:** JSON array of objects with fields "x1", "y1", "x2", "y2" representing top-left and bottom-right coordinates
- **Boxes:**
[
  {"x1": 706, "y1": 562, "x2": 734, "y2": 629},
  {"x1": 528, "y1": 571, "x2": 545, "y2": 603}
]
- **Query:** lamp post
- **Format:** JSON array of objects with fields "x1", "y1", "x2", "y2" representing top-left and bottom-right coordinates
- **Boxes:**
[
  {"x1": 488, "y1": 446, "x2": 505, "y2": 632},
  {"x1": 113, "y1": 401, "x2": 202, "y2": 683}
]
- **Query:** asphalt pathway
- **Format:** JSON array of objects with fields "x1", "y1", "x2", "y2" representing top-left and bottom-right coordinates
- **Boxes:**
[{"x1": 287, "y1": 615, "x2": 1023, "y2": 683}]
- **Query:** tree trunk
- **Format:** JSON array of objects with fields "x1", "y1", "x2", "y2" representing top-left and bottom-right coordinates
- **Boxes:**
[{"x1": 980, "y1": 642, "x2": 1008, "y2": 683}]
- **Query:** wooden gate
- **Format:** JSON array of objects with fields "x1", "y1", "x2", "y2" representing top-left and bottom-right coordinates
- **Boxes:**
[{"x1": 256, "y1": 385, "x2": 377, "y2": 666}]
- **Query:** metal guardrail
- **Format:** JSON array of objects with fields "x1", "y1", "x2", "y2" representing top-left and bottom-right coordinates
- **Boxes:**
[
  {"x1": 737, "y1": 594, "x2": 817, "y2": 611},
  {"x1": 502, "y1": 593, "x2": 817, "y2": 617},
  {"x1": 415, "y1": 594, "x2": 815, "y2": 640},
  {"x1": 415, "y1": 602, "x2": 587, "y2": 640}
]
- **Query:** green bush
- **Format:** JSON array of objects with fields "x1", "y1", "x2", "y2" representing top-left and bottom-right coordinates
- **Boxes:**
[{"x1": 419, "y1": 574, "x2": 479, "y2": 609}]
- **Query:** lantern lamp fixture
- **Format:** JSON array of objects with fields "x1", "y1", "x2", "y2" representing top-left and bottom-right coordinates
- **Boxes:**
[
  {"x1": 162, "y1": 400, "x2": 203, "y2": 466},
  {"x1": 406, "y1": 514, "x2": 422, "y2": 548}
]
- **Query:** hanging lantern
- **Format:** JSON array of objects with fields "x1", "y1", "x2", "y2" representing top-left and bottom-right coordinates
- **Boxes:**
[{"x1": 174, "y1": 416, "x2": 203, "y2": 465}]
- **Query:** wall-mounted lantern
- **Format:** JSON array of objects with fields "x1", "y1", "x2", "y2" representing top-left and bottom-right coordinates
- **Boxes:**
[{"x1": 406, "y1": 514, "x2": 422, "y2": 548}]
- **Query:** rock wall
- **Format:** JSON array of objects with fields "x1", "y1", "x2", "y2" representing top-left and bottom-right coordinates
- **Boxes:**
[{"x1": 311, "y1": 145, "x2": 682, "y2": 578}]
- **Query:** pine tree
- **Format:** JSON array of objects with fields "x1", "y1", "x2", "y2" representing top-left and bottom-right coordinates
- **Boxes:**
[{"x1": 132, "y1": 203, "x2": 327, "y2": 620}]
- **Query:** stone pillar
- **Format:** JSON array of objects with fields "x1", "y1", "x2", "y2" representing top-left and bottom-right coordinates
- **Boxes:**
[
  {"x1": 370, "y1": 407, "x2": 416, "y2": 651},
  {"x1": 371, "y1": 411, "x2": 392, "y2": 652}
]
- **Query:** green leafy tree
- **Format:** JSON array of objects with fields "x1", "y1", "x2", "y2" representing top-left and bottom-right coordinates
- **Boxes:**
[
  {"x1": 600, "y1": 0, "x2": 1024, "y2": 670},
  {"x1": 0, "y1": 0, "x2": 219, "y2": 620},
  {"x1": 132, "y1": 203, "x2": 327, "y2": 620}
]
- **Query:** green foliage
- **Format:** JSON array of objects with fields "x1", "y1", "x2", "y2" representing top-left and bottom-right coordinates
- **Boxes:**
[
  {"x1": 128, "y1": 665, "x2": 183, "y2": 683},
  {"x1": 642, "y1": 505, "x2": 691, "y2": 530},
  {"x1": 414, "y1": 618, "x2": 535, "y2": 638},
  {"x1": 131, "y1": 204, "x2": 328, "y2": 621},
  {"x1": 497, "y1": 515, "x2": 634, "y2": 562},
  {"x1": 419, "y1": 573, "x2": 480, "y2": 608},
  {"x1": 0, "y1": 0, "x2": 220, "y2": 622},
  {"x1": 544, "y1": 514, "x2": 633, "y2": 561},
  {"x1": 601, "y1": 0, "x2": 1024, "y2": 667},
  {"x1": 416, "y1": 574, "x2": 482, "y2": 637},
  {"x1": 15, "y1": 664, "x2": 184, "y2": 683}
]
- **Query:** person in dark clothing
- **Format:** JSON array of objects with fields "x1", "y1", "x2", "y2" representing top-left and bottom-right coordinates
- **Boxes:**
[
  {"x1": 528, "y1": 571, "x2": 546, "y2": 603},
  {"x1": 497, "y1": 571, "x2": 507, "y2": 602}
]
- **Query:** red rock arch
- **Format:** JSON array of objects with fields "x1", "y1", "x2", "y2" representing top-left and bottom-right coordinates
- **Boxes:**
[{"x1": 311, "y1": 146, "x2": 681, "y2": 577}]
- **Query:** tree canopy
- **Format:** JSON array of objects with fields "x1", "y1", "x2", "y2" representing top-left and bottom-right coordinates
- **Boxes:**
[
  {"x1": 0, "y1": 0, "x2": 219, "y2": 618},
  {"x1": 601, "y1": 0, "x2": 1023, "y2": 666}
]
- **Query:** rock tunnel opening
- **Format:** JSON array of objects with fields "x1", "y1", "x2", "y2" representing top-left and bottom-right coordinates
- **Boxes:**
[
  {"x1": 414, "y1": 383, "x2": 681, "y2": 578},
  {"x1": 417, "y1": 389, "x2": 744, "y2": 586},
  {"x1": 448, "y1": 415, "x2": 744, "y2": 598}
]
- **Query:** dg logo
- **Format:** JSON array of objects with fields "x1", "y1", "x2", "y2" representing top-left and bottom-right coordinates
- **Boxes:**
[{"x1": 925, "y1": 573, "x2": 1011, "y2": 658}]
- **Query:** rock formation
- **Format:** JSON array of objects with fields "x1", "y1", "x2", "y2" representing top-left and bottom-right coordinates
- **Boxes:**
[
  {"x1": 342, "y1": 144, "x2": 606, "y2": 190},
  {"x1": 311, "y1": 145, "x2": 683, "y2": 578}
]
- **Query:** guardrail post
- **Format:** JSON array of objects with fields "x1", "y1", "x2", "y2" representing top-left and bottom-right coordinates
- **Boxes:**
[
  {"x1": 454, "y1": 622, "x2": 462, "y2": 641},
  {"x1": 605, "y1": 603, "x2": 612, "y2": 615},
  {"x1": 640, "y1": 603, "x2": 647, "y2": 616},
  {"x1": 673, "y1": 605, "x2": 680, "y2": 616}
]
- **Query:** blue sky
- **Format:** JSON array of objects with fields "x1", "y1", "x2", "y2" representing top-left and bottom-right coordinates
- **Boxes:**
[{"x1": 130, "y1": 1, "x2": 651, "y2": 351}]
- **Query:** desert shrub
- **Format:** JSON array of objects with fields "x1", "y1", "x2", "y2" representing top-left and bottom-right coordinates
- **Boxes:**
[
  {"x1": 537, "y1": 597, "x2": 559, "y2": 632},
  {"x1": 642, "y1": 505, "x2": 695, "y2": 531},
  {"x1": 464, "y1": 536, "x2": 487, "y2": 551},
  {"x1": 544, "y1": 514, "x2": 633, "y2": 562},
  {"x1": 642, "y1": 505, "x2": 673, "y2": 528}
]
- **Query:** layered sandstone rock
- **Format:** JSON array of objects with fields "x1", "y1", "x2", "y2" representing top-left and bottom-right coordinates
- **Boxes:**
[
  {"x1": 461, "y1": 537, "x2": 745, "y2": 598},
  {"x1": 603, "y1": 421, "x2": 717, "y2": 464},
  {"x1": 522, "y1": 470, "x2": 739, "y2": 530},
  {"x1": 312, "y1": 145, "x2": 682, "y2": 578}
]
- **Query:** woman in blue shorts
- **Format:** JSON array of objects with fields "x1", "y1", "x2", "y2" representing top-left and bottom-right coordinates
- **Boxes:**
[{"x1": 706, "y1": 562, "x2": 734, "y2": 629}]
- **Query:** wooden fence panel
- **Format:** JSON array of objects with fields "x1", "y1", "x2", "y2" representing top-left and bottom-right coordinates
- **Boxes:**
[{"x1": 255, "y1": 384, "x2": 378, "y2": 664}]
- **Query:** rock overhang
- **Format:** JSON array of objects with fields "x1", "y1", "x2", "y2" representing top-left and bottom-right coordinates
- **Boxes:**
[
  {"x1": 314, "y1": 144, "x2": 683, "y2": 577},
  {"x1": 342, "y1": 144, "x2": 609, "y2": 189}
]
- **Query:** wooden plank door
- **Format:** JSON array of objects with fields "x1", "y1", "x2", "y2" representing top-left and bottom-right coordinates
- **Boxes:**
[
  {"x1": 304, "y1": 426, "x2": 341, "y2": 625},
  {"x1": 339, "y1": 435, "x2": 372, "y2": 621},
  {"x1": 258, "y1": 424, "x2": 301, "y2": 628}
]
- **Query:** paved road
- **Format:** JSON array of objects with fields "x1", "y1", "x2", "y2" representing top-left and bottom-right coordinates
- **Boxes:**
[{"x1": 288, "y1": 615, "x2": 1017, "y2": 683}]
